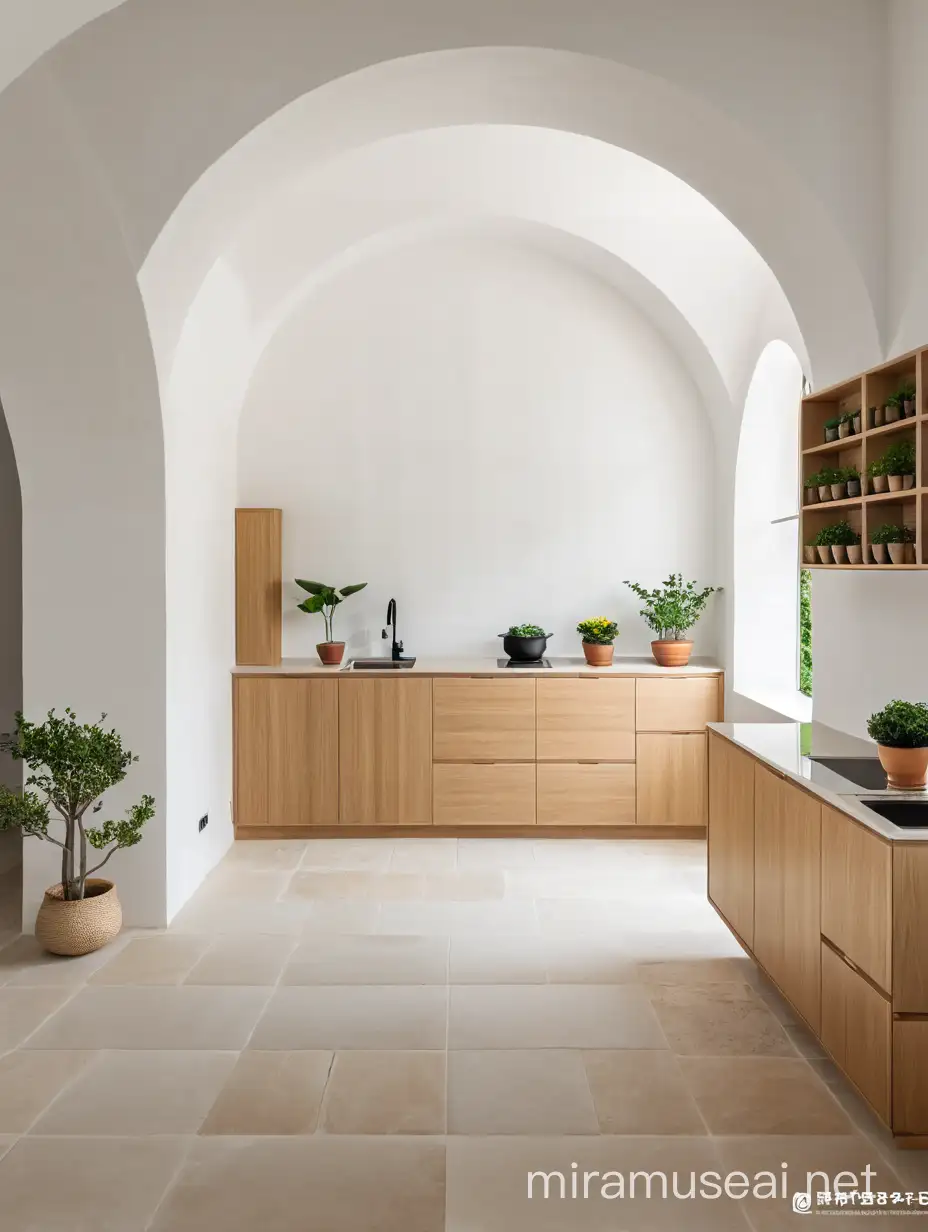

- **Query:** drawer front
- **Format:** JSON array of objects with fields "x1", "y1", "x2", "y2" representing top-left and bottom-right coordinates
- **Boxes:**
[
  {"x1": 821, "y1": 943, "x2": 891, "y2": 1125},
  {"x1": 433, "y1": 762, "x2": 536, "y2": 825},
  {"x1": 433, "y1": 678, "x2": 535, "y2": 761},
  {"x1": 536, "y1": 762, "x2": 636, "y2": 826},
  {"x1": 821, "y1": 806, "x2": 891, "y2": 993},
  {"x1": 636, "y1": 733, "x2": 707, "y2": 826},
  {"x1": 636, "y1": 676, "x2": 721, "y2": 732},
  {"x1": 536, "y1": 678, "x2": 635, "y2": 761},
  {"x1": 893, "y1": 846, "x2": 928, "y2": 1013},
  {"x1": 893, "y1": 1020, "x2": 928, "y2": 1135}
]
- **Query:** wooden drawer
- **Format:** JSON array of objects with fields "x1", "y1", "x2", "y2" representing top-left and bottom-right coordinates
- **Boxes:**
[
  {"x1": 821, "y1": 943, "x2": 891, "y2": 1125},
  {"x1": 433, "y1": 678, "x2": 535, "y2": 761},
  {"x1": 636, "y1": 733, "x2": 707, "y2": 826},
  {"x1": 635, "y1": 676, "x2": 721, "y2": 732},
  {"x1": 433, "y1": 763, "x2": 536, "y2": 825},
  {"x1": 821, "y1": 806, "x2": 891, "y2": 993},
  {"x1": 536, "y1": 678, "x2": 635, "y2": 761},
  {"x1": 536, "y1": 762, "x2": 636, "y2": 826},
  {"x1": 893, "y1": 846, "x2": 928, "y2": 1013},
  {"x1": 893, "y1": 1020, "x2": 928, "y2": 1135}
]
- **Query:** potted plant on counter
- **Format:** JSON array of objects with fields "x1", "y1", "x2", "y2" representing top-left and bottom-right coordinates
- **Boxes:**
[
  {"x1": 824, "y1": 417, "x2": 840, "y2": 443},
  {"x1": 880, "y1": 439, "x2": 916, "y2": 492},
  {"x1": 576, "y1": 617, "x2": 619, "y2": 667},
  {"x1": 0, "y1": 709, "x2": 154, "y2": 955},
  {"x1": 867, "y1": 699, "x2": 928, "y2": 789},
  {"x1": 296, "y1": 579, "x2": 368, "y2": 665},
  {"x1": 624, "y1": 574, "x2": 718, "y2": 667},
  {"x1": 500, "y1": 624, "x2": 552, "y2": 662}
]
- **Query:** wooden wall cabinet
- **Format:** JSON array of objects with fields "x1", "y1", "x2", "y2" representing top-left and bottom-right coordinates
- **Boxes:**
[
  {"x1": 339, "y1": 677, "x2": 432, "y2": 825},
  {"x1": 821, "y1": 805, "x2": 892, "y2": 993},
  {"x1": 233, "y1": 676, "x2": 338, "y2": 826},
  {"x1": 235, "y1": 508, "x2": 282, "y2": 665},
  {"x1": 636, "y1": 733, "x2": 707, "y2": 826},
  {"x1": 536, "y1": 678, "x2": 635, "y2": 760},
  {"x1": 707, "y1": 731, "x2": 755, "y2": 949},
  {"x1": 432, "y1": 678, "x2": 535, "y2": 761}
]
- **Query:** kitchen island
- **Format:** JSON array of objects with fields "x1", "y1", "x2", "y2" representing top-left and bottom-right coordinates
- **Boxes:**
[{"x1": 708, "y1": 721, "x2": 928, "y2": 1144}]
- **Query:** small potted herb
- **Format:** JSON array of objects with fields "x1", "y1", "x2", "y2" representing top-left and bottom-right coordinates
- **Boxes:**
[
  {"x1": 827, "y1": 520, "x2": 860, "y2": 565},
  {"x1": 870, "y1": 523, "x2": 905, "y2": 565},
  {"x1": 296, "y1": 579, "x2": 368, "y2": 665},
  {"x1": 867, "y1": 699, "x2": 928, "y2": 789},
  {"x1": 899, "y1": 381, "x2": 917, "y2": 418},
  {"x1": 804, "y1": 471, "x2": 821, "y2": 506},
  {"x1": 576, "y1": 617, "x2": 620, "y2": 667},
  {"x1": 624, "y1": 575, "x2": 718, "y2": 667},
  {"x1": 838, "y1": 411, "x2": 854, "y2": 440},
  {"x1": 500, "y1": 624, "x2": 552, "y2": 662},
  {"x1": 814, "y1": 524, "x2": 837, "y2": 564},
  {"x1": 824, "y1": 417, "x2": 840, "y2": 442},
  {"x1": 802, "y1": 540, "x2": 817, "y2": 565},
  {"x1": 815, "y1": 465, "x2": 843, "y2": 502},
  {"x1": 852, "y1": 408, "x2": 862, "y2": 434},
  {"x1": 880, "y1": 438, "x2": 916, "y2": 492},
  {"x1": 867, "y1": 405, "x2": 878, "y2": 429},
  {"x1": 884, "y1": 393, "x2": 902, "y2": 424},
  {"x1": 843, "y1": 465, "x2": 861, "y2": 498},
  {"x1": 868, "y1": 456, "x2": 887, "y2": 494}
]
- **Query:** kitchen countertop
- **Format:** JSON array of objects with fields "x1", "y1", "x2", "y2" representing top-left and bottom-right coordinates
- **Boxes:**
[
  {"x1": 233, "y1": 655, "x2": 724, "y2": 678},
  {"x1": 709, "y1": 721, "x2": 928, "y2": 842}
]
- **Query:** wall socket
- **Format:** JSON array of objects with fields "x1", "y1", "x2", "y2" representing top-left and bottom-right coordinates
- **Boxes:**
[{"x1": 198, "y1": 814, "x2": 208, "y2": 833}]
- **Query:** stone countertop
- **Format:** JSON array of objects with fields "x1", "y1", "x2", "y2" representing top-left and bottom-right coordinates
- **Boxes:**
[
  {"x1": 233, "y1": 655, "x2": 724, "y2": 678},
  {"x1": 709, "y1": 721, "x2": 928, "y2": 843}
]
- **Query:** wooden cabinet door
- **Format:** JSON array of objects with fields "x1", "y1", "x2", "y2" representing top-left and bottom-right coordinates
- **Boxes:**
[
  {"x1": 536, "y1": 763, "x2": 636, "y2": 826},
  {"x1": 707, "y1": 732, "x2": 755, "y2": 948},
  {"x1": 821, "y1": 806, "x2": 892, "y2": 993},
  {"x1": 339, "y1": 678, "x2": 432, "y2": 824},
  {"x1": 893, "y1": 846, "x2": 928, "y2": 1012},
  {"x1": 234, "y1": 676, "x2": 338, "y2": 826},
  {"x1": 821, "y1": 943, "x2": 891, "y2": 1125},
  {"x1": 433, "y1": 763, "x2": 536, "y2": 825},
  {"x1": 635, "y1": 676, "x2": 721, "y2": 732},
  {"x1": 536, "y1": 678, "x2": 635, "y2": 760},
  {"x1": 893, "y1": 1020, "x2": 928, "y2": 1134},
  {"x1": 636, "y1": 733, "x2": 707, "y2": 825},
  {"x1": 753, "y1": 766, "x2": 821, "y2": 1031},
  {"x1": 432, "y1": 678, "x2": 535, "y2": 760}
]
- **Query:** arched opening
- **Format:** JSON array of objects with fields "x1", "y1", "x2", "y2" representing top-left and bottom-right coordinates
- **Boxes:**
[
  {"x1": 0, "y1": 394, "x2": 22, "y2": 937},
  {"x1": 733, "y1": 340, "x2": 812, "y2": 720}
]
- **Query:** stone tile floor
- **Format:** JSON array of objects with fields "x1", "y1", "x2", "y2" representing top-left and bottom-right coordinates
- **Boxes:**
[{"x1": 0, "y1": 837, "x2": 924, "y2": 1229}]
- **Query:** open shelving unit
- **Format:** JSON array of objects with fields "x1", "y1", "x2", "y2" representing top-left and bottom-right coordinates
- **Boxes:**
[{"x1": 800, "y1": 346, "x2": 927, "y2": 569}]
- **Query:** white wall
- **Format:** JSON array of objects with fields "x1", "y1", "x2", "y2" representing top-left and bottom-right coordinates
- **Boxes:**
[
  {"x1": 238, "y1": 234, "x2": 719, "y2": 660},
  {"x1": 0, "y1": 399, "x2": 21, "y2": 876}
]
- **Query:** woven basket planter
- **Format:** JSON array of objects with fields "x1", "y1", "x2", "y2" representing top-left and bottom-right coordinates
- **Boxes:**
[{"x1": 35, "y1": 878, "x2": 122, "y2": 956}]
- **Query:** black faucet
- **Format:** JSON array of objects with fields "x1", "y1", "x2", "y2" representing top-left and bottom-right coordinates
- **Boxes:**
[{"x1": 383, "y1": 598, "x2": 408, "y2": 661}]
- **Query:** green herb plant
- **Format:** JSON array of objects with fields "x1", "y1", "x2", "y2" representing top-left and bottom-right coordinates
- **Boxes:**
[
  {"x1": 870, "y1": 523, "x2": 906, "y2": 546},
  {"x1": 867, "y1": 700, "x2": 928, "y2": 749},
  {"x1": 623, "y1": 574, "x2": 719, "y2": 642},
  {"x1": 799, "y1": 570, "x2": 812, "y2": 698},
  {"x1": 505, "y1": 624, "x2": 549, "y2": 638},
  {"x1": 0, "y1": 710, "x2": 154, "y2": 901},
  {"x1": 295, "y1": 580, "x2": 368, "y2": 643},
  {"x1": 824, "y1": 417, "x2": 841, "y2": 431},
  {"x1": 576, "y1": 618, "x2": 619, "y2": 645},
  {"x1": 880, "y1": 439, "x2": 916, "y2": 476}
]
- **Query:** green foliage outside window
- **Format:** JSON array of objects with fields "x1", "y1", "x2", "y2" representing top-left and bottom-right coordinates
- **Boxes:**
[{"x1": 799, "y1": 568, "x2": 812, "y2": 698}]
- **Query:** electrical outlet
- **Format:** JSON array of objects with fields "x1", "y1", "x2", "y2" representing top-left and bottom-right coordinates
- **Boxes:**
[{"x1": 198, "y1": 814, "x2": 208, "y2": 833}]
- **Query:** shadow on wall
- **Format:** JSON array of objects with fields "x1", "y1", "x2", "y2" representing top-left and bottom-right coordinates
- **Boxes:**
[{"x1": 0, "y1": 396, "x2": 22, "y2": 884}]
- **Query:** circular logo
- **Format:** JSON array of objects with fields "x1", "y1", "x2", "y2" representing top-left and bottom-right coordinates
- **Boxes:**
[{"x1": 792, "y1": 1192, "x2": 813, "y2": 1214}]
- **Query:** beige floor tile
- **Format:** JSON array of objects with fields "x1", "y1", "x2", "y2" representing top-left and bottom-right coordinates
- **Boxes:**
[
  {"x1": 449, "y1": 934, "x2": 547, "y2": 983},
  {"x1": 377, "y1": 900, "x2": 539, "y2": 936},
  {"x1": 0, "y1": 987, "x2": 72, "y2": 1048},
  {"x1": 223, "y1": 840, "x2": 307, "y2": 870},
  {"x1": 200, "y1": 1050, "x2": 333, "y2": 1135},
  {"x1": 418, "y1": 872, "x2": 506, "y2": 901},
  {"x1": 250, "y1": 985, "x2": 447, "y2": 1049},
  {"x1": 0, "y1": 1050, "x2": 95, "y2": 1132},
  {"x1": 195, "y1": 867, "x2": 293, "y2": 902},
  {"x1": 0, "y1": 1135, "x2": 14, "y2": 1161},
  {"x1": 0, "y1": 1135, "x2": 189, "y2": 1232},
  {"x1": 149, "y1": 1135, "x2": 445, "y2": 1232},
  {"x1": 283, "y1": 934, "x2": 448, "y2": 985},
  {"x1": 288, "y1": 871, "x2": 424, "y2": 900},
  {"x1": 322, "y1": 1050, "x2": 445, "y2": 1134},
  {"x1": 784, "y1": 1022, "x2": 827, "y2": 1059},
  {"x1": 89, "y1": 934, "x2": 210, "y2": 984},
  {"x1": 184, "y1": 935, "x2": 296, "y2": 984},
  {"x1": 300, "y1": 901, "x2": 383, "y2": 934},
  {"x1": 448, "y1": 1050, "x2": 598, "y2": 1135},
  {"x1": 0, "y1": 933, "x2": 131, "y2": 986},
  {"x1": 583, "y1": 1049, "x2": 706, "y2": 1134},
  {"x1": 300, "y1": 839, "x2": 394, "y2": 871},
  {"x1": 680, "y1": 1057, "x2": 853, "y2": 1134},
  {"x1": 449, "y1": 984, "x2": 666, "y2": 1049},
  {"x1": 752, "y1": 974, "x2": 800, "y2": 1026},
  {"x1": 31, "y1": 1049, "x2": 236, "y2": 1134},
  {"x1": 457, "y1": 838, "x2": 537, "y2": 870},
  {"x1": 22, "y1": 985, "x2": 270, "y2": 1050},
  {"x1": 637, "y1": 957, "x2": 762, "y2": 985},
  {"x1": 647, "y1": 982, "x2": 794, "y2": 1056},
  {"x1": 390, "y1": 839, "x2": 458, "y2": 872},
  {"x1": 543, "y1": 936, "x2": 640, "y2": 984},
  {"x1": 169, "y1": 898, "x2": 307, "y2": 935},
  {"x1": 716, "y1": 1135, "x2": 902, "y2": 1228},
  {"x1": 446, "y1": 1136, "x2": 751, "y2": 1230}
]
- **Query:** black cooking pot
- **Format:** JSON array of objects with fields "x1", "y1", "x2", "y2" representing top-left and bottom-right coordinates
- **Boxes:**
[{"x1": 499, "y1": 633, "x2": 552, "y2": 662}]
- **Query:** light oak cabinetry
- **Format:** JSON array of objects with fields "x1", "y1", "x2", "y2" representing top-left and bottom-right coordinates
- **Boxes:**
[
  {"x1": 821, "y1": 941, "x2": 891, "y2": 1124},
  {"x1": 894, "y1": 1021, "x2": 928, "y2": 1134},
  {"x1": 636, "y1": 733, "x2": 707, "y2": 826},
  {"x1": 707, "y1": 732, "x2": 755, "y2": 949},
  {"x1": 433, "y1": 678, "x2": 535, "y2": 761},
  {"x1": 636, "y1": 676, "x2": 721, "y2": 732},
  {"x1": 233, "y1": 676, "x2": 338, "y2": 826},
  {"x1": 433, "y1": 762, "x2": 536, "y2": 825},
  {"x1": 892, "y1": 846, "x2": 928, "y2": 1012},
  {"x1": 234, "y1": 508, "x2": 282, "y2": 666},
  {"x1": 536, "y1": 679, "x2": 635, "y2": 761},
  {"x1": 339, "y1": 678, "x2": 432, "y2": 825},
  {"x1": 536, "y1": 762, "x2": 636, "y2": 826},
  {"x1": 821, "y1": 806, "x2": 891, "y2": 992}
]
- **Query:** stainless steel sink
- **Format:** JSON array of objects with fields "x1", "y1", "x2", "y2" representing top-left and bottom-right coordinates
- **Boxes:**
[
  {"x1": 809, "y1": 756, "x2": 887, "y2": 790},
  {"x1": 346, "y1": 658, "x2": 417, "y2": 670},
  {"x1": 862, "y1": 798, "x2": 928, "y2": 828}
]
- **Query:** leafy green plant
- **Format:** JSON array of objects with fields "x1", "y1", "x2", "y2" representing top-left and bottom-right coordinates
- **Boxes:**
[
  {"x1": 867, "y1": 456, "x2": 886, "y2": 478},
  {"x1": 505, "y1": 624, "x2": 549, "y2": 638},
  {"x1": 841, "y1": 465, "x2": 860, "y2": 482},
  {"x1": 840, "y1": 411, "x2": 856, "y2": 425},
  {"x1": 623, "y1": 574, "x2": 718, "y2": 642},
  {"x1": 867, "y1": 699, "x2": 928, "y2": 749},
  {"x1": 824, "y1": 417, "x2": 841, "y2": 431},
  {"x1": 295, "y1": 580, "x2": 367, "y2": 643},
  {"x1": 576, "y1": 618, "x2": 619, "y2": 645},
  {"x1": 0, "y1": 710, "x2": 154, "y2": 901},
  {"x1": 829, "y1": 521, "x2": 860, "y2": 546},
  {"x1": 815, "y1": 466, "x2": 843, "y2": 486},
  {"x1": 804, "y1": 471, "x2": 821, "y2": 489},
  {"x1": 799, "y1": 569, "x2": 812, "y2": 698},
  {"x1": 870, "y1": 523, "x2": 906, "y2": 545},
  {"x1": 897, "y1": 381, "x2": 916, "y2": 403},
  {"x1": 880, "y1": 439, "x2": 916, "y2": 476}
]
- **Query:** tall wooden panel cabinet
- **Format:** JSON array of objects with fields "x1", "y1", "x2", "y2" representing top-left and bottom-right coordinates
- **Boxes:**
[
  {"x1": 707, "y1": 731, "x2": 755, "y2": 948},
  {"x1": 235, "y1": 508, "x2": 282, "y2": 665}
]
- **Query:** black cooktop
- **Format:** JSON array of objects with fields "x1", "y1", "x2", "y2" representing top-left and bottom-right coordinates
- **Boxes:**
[{"x1": 497, "y1": 658, "x2": 552, "y2": 668}]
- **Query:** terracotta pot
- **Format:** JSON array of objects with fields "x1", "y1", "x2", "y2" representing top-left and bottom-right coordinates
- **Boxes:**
[
  {"x1": 651, "y1": 640, "x2": 692, "y2": 668},
  {"x1": 875, "y1": 405, "x2": 885, "y2": 427},
  {"x1": 871, "y1": 543, "x2": 888, "y2": 564},
  {"x1": 582, "y1": 642, "x2": 614, "y2": 667},
  {"x1": 904, "y1": 474, "x2": 916, "y2": 490},
  {"x1": 804, "y1": 486, "x2": 819, "y2": 506},
  {"x1": 846, "y1": 479, "x2": 861, "y2": 497},
  {"x1": 888, "y1": 542, "x2": 906, "y2": 565},
  {"x1": 35, "y1": 879, "x2": 121, "y2": 956},
  {"x1": 317, "y1": 641, "x2": 346, "y2": 666},
  {"x1": 802, "y1": 545, "x2": 816, "y2": 564},
  {"x1": 818, "y1": 485, "x2": 832, "y2": 502},
  {"x1": 886, "y1": 404, "x2": 902, "y2": 423},
  {"x1": 830, "y1": 483, "x2": 847, "y2": 501},
  {"x1": 852, "y1": 413, "x2": 861, "y2": 434},
  {"x1": 904, "y1": 399, "x2": 916, "y2": 417},
  {"x1": 877, "y1": 744, "x2": 928, "y2": 790},
  {"x1": 872, "y1": 475, "x2": 888, "y2": 493},
  {"x1": 847, "y1": 545, "x2": 863, "y2": 564},
  {"x1": 816, "y1": 545, "x2": 832, "y2": 563},
  {"x1": 831, "y1": 545, "x2": 848, "y2": 564},
  {"x1": 887, "y1": 474, "x2": 904, "y2": 492},
  {"x1": 838, "y1": 421, "x2": 850, "y2": 439}
]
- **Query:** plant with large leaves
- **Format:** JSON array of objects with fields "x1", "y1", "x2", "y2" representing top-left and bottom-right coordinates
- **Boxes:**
[
  {"x1": 0, "y1": 709, "x2": 154, "y2": 901},
  {"x1": 295, "y1": 580, "x2": 368, "y2": 643}
]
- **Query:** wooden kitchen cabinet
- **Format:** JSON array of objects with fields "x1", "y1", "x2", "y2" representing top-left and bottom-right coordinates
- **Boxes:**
[
  {"x1": 635, "y1": 733, "x2": 707, "y2": 826},
  {"x1": 893, "y1": 1020, "x2": 928, "y2": 1135},
  {"x1": 536, "y1": 762, "x2": 636, "y2": 826},
  {"x1": 536, "y1": 678, "x2": 635, "y2": 761},
  {"x1": 707, "y1": 731, "x2": 755, "y2": 948},
  {"x1": 892, "y1": 845, "x2": 928, "y2": 1012},
  {"x1": 433, "y1": 762, "x2": 536, "y2": 825},
  {"x1": 753, "y1": 765, "x2": 821, "y2": 1031},
  {"x1": 821, "y1": 942, "x2": 891, "y2": 1124},
  {"x1": 339, "y1": 677, "x2": 432, "y2": 825},
  {"x1": 233, "y1": 676, "x2": 338, "y2": 826},
  {"x1": 635, "y1": 676, "x2": 721, "y2": 732},
  {"x1": 432, "y1": 678, "x2": 535, "y2": 761},
  {"x1": 821, "y1": 805, "x2": 892, "y2": 993}
]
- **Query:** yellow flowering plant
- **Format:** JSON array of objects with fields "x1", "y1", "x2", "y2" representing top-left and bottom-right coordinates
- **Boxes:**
[{"x1": 576, "y1": 617, "x2": 619, "y2": 646}]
